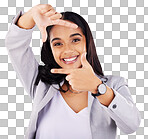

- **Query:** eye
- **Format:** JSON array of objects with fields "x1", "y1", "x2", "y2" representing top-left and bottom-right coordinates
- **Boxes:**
[
  {"x1": 72, "y1": 38, "x2": 80, "y2": 43},
  {"x1": 53, "y1": 42, "x2": 63, "y2": 46}
]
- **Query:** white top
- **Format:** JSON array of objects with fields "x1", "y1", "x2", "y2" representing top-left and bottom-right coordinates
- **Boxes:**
[{"x1": 35, "y1": 90, "x2": 92, "y2": 139}]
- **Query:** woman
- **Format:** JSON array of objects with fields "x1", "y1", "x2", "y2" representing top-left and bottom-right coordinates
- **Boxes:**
[{"x1": 5, "y1": 4, "x2": 141, "y2": 139}]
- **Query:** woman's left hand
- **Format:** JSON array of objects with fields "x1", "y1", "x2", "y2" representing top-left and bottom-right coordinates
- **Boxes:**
[{"x1": 50, "y1": 52, "x2": 102, "y2": 93}]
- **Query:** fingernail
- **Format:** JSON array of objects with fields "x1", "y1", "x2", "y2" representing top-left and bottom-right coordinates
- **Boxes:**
[{"x1": 51, "y1": 69, "x2": 54, "y2": 73}]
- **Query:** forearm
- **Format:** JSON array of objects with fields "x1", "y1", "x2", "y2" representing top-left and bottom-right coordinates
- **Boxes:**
[
  {"x1": 16, "y1": 9, "x2": 35, "y2": 29},
  {"x1": 5, "y1": 11, "x2": 38, "y2": 99},
  {"x1": 91, "y1": 76, "x2": 141, "y2": 134}
]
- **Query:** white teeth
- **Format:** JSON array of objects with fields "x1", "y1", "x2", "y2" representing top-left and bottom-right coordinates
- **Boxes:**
[{"x1": 64, "y1": 56, "x2": 77, "y2": 61}]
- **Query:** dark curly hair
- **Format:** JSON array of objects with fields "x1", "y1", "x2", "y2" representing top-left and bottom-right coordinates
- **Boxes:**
[{"x1": 34, "y1": 11, "x2": 108, "y2": 93}]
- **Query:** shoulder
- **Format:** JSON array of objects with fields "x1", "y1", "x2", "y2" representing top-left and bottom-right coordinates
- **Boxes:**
[
  {"x1": 105, "y1": 74, "x2": 127, "y2": 82},
  {"x1": 103, "y1": 74, "x2": 128, "y2": 90}
]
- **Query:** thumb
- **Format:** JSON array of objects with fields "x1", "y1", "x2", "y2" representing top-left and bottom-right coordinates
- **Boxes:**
[
  {"x1": 81, "y1": 52, "x2": 89, "y2": 68},
  {"x1": 39, "y1": 26, "x2": 47, "y2": 42}
]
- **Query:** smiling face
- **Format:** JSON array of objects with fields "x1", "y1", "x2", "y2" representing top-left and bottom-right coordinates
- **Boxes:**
[{"x1": 49, "y1": 23, "x2": 87, "y2": 69}]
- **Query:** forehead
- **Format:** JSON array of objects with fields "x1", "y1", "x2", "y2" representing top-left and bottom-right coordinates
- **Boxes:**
[{"x1": 49, "y1": 25, "x2": 83, "y2": 38}]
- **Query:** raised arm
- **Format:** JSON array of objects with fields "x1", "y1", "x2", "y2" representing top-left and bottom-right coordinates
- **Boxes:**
[
  {"x1": 5, "y1": 4, "x2": 78, "y2": 100},
  {"x1": 5, "y1": 10, "x2": 39, "y2": 100}
]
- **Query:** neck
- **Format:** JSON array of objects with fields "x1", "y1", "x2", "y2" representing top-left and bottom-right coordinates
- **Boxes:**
[{"x1": 61, "y1": 82, "x2": 88, "y2": 96}]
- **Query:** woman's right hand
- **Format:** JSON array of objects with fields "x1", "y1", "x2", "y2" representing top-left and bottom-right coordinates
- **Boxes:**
[{"x1": 29, "y1": 4, "x2": 78, "y2": 42}]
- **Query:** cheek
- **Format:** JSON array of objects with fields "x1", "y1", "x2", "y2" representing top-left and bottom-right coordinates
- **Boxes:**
[
  {"x1": 53, "y1": 52, "x2": 61, "y2": 63},
  {"x1": 78, "y1": 40, "x2": 86, "y2": 51},
  {"x1": 78, "y1": 44, "x2": 86, "y2": 53},
  {"x1": 51, "y1": 47, "x2": 61, "y2": 64}
]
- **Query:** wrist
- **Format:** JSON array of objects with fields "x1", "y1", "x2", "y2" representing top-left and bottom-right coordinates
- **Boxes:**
[
  {"x1": 96, "y1": 87, "x2": 115, "y2": 106},
  {"x1": 91, "y1": 77, "x2": 102, "y2": 94},
  {"x1": 17, "y1": 11, "x2": 35, "y2": 29},
  {"x1": 28, "y1": 8, "x2": 36, "y2": 25}
]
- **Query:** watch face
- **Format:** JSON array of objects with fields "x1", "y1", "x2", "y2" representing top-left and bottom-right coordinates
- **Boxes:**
[{"x1": 99, "y1": 83, "x2": 107, "y2": 94}]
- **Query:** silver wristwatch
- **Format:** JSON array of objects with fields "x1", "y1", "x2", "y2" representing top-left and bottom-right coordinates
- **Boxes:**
[{"x1": 91, "y1": 80, "x2": 107, "y2": 98}]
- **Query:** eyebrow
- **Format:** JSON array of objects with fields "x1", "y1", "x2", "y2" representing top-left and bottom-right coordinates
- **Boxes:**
[{"x1": 51, "y1": 33, "x2": 82, "y2": 43}]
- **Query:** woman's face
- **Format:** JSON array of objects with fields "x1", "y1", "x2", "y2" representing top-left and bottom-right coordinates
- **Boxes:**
[{"x1": 49, "y1": 22, "x2": 86, "y2": 69}]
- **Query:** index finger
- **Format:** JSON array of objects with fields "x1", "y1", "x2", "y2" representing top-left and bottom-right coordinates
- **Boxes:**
[
  {"x1": 51, "y1": 19, "x2": 78, "y2": 29},
  {"x1": 51, "y1": 68, "x2": 74, "y2": 74}
]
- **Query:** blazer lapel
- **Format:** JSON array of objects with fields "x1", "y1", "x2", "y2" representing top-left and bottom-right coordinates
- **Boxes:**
[
  {"x1": 87, "y1": 74, "x2": 103, "y2": 114},
  {"x1": 36, "y1": 80, "x2": 65, "y2": 113},
  {"x1": 88, "y1": 91, "x2": 95, "y2": 114}
]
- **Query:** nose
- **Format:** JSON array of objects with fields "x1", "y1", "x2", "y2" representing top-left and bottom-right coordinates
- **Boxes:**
[
  {"x1": 62, "y1": 43, "x2": 76, "y2": 56},
  {"x1": 64, "y1": 43, "x2": 75, "y2": 51}
]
